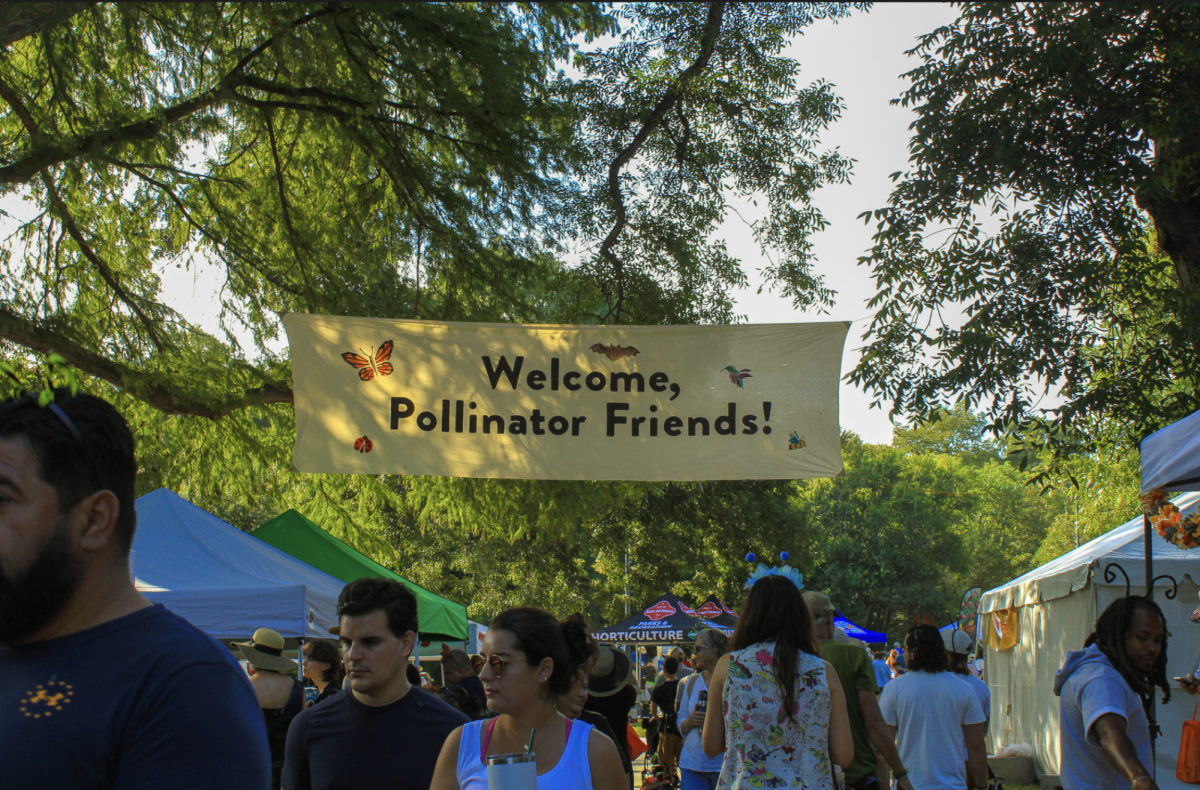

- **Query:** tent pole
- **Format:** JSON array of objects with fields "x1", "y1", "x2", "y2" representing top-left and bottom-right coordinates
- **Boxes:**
[
  {"x1": 1144, "y1": 513, "x2": 1157, "y2": 779},
  {"x1": 1145, "y1": 513, "x2": 1153, "y2": 601}
]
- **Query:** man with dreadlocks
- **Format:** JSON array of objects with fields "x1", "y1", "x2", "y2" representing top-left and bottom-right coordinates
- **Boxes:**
[{"x1": 1053, "y1": 595, "x2": 1169, "y2": 790}]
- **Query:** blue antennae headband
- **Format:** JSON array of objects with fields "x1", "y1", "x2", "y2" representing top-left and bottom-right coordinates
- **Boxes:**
[{"x1": 743, "y1": 551, "x2": 804, "y2": 590}]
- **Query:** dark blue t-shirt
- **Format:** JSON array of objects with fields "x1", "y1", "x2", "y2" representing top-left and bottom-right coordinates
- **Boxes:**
[
  {"x1": 0, "y1": 603, "x2": 270, "y2": 790},
  {"x1": 283, "y1": 684, "x2": 468, "y2": 790}
]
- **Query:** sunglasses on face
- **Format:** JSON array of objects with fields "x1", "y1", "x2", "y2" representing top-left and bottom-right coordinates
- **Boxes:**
[{"x1": 484, "y1": 653, "x2": 527, "y2": 677}]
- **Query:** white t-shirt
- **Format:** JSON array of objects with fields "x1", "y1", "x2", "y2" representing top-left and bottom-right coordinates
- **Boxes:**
[
  {"x1": 676, "y1": 674, "x2": 723, "y2": 773},
  {"x1": 879, "y1": 670, "x2": 985, "y2": 790}
]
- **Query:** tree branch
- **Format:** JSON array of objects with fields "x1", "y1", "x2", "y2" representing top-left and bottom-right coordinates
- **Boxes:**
[
  {"x1": 0, "y1": 307, "x2": 292, "y2": 418},
  {"x1": 41, "y1": 175, "x2": 168, "y2": 351},
  {"x1": 239, "y1": 73, "x2": 370, "y2": 110},
  {"x1": 102, "y1": 155, "x2": 302, "y2": 298},
  {"x1": 0, "y1": 82, "x2": 238, "y2": 185},
  {"x1": 0, "y1": 73, "x2": 42, "y2": 136},
  {"x1": 597, "y1": 1, "x2": 726, "y2": 323},
  {"x1": 264, "y1": 114, "x2": 317, "y2": 304},
  {"x1": 0, "y1": 6, "x2": 345, "y2": 185}
]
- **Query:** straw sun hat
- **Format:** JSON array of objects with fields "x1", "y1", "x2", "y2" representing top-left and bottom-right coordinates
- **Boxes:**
[
  {"x1": 234, "y1": 628, "x2": 298, "y2": 673},
  {"x1": 587, "y1": 646, "x2": 633, "y2": 697}
]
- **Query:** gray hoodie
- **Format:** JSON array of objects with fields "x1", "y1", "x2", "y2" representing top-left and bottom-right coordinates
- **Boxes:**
[{"x1": 1053, "y1": 644, "x2": 1151, "y2": 789}]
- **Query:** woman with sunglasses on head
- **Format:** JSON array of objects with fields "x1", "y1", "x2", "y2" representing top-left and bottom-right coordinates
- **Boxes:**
[
  {"x1": 430, "y1": 608, "x2": 627, "y2": 790},
  {"x1": 677, "y1": 628, "x2": 729, "y2": 790}
]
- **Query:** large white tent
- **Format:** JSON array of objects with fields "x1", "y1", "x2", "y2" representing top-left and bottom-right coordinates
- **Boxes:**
[
  {"x1": 132, "y1": 489, "x2": 343, "y2": 639},
  {"x1": 980, "y1": 491, "x2": 1200, "y2": 787}
]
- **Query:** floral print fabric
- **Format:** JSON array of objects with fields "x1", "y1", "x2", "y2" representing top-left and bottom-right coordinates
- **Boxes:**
[{"x1": 717, "y1": 642, "x2": 832, "y2": 789}]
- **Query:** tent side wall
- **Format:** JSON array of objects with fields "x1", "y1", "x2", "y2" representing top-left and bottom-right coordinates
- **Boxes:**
[
  {"x1": 985, "y1": 587, "x2": 1096, "y2": 777},
  {"x1": 987, "y1": 577, "x2": 1200, "y2": 783}
]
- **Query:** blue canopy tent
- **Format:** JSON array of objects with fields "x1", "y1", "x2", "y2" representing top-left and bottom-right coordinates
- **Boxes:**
[
  {"x1": 834, "y1": 611, "x2": 887, "y2": 643},
  {"x1": 132, "y1": 489, "x2": 343, "y2": 640}
]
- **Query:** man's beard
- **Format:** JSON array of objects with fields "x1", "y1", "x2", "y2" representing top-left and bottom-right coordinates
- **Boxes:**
[{"x1": 0, "y1": 517, "x2": 81, "y2": 644}]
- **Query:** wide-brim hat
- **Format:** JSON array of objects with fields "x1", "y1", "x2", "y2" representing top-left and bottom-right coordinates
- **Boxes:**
[
  {"x1": 234, "y1": 628, "x2": 298, "y2": 673},
  {"x1": 587, "y1": 646, "x2": 633, "y2": 697}
]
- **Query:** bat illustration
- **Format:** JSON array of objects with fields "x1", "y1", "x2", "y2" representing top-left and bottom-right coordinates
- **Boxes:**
[
  {"x1": 590, "y1": 343, "x2": 640, "y2": 361},
  {"x1": 342, "y1": 340, "x2": 394, "y2": 381},
  {"x1": 723, "y1": 366, "x2": 752, "y2": 387}
]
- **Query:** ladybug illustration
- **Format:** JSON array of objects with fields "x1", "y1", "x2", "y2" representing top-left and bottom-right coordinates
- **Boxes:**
[{"x1": 353, "y1": 436, "x2": 373, "y2": 453}]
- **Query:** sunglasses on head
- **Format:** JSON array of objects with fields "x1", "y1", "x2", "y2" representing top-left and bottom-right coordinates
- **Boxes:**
[{"x1": 0, "y1": 391, "x2": 87, "y2": 446}]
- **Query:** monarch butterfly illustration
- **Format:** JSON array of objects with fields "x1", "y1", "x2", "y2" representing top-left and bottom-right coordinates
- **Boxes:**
[
  {"x1": 341, "y1": 340, "x2": 394, "y2": 381},
  {"x1": 354, "y1": 436, "x2": 373, "y2": 453}
]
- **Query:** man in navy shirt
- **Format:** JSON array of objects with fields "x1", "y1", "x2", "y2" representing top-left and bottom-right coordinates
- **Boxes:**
[
  {"x1": 283, "y1": 578, "x2": 468, "y2": 790},
  {"x1": 0, "y1": 389, "x2": 270, "y2": 789}
]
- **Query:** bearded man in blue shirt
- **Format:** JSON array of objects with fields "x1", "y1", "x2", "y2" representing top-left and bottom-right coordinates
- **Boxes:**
[{"x1": 0, "y1": 390, "x2": 270, "y2": 790}]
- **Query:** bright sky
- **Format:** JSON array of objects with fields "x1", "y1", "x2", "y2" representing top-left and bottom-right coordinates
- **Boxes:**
[{"x1": 724, "y1": 2, "x2": 960, "y2": 444}]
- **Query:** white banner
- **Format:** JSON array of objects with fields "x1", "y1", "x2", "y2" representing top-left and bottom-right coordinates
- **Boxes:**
[{"x1": 285, "y1": 314, "x2": 848, "y2": 481}]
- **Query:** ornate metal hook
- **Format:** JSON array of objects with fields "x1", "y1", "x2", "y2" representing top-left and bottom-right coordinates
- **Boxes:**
[
  {"x1": 1104, "y1": 562, "x2": 1132, "y2": 598},
  {"x1": 1152, "y1": 574, "x2": 1179, "y2": 600}
]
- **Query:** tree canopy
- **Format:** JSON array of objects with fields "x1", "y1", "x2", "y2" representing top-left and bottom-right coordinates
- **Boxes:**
[
  {"x1": 797, "y1": 429, "x2": 1057, "y2": 638},
  {"x1": 2, "y1": 4, "x2": 1102, "y2": 631},
  {"x1": 850, "y1": 3, "x2": 1200, "y2": 463},
  {"x1": 0, "y1": 1, "x2": 860, "y2": 418},
  {"x1": 0, "y1": 1, "x2": 865, "y2": 546}
]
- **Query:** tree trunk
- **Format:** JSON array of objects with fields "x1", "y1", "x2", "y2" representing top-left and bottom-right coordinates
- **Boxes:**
[{"x1": 1137, "y1": 139, "x2": 1200, "y2": 292}]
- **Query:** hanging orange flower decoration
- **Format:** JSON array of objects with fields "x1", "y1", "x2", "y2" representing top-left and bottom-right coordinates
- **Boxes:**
[{"x1": 1142, "y1": 488, "x2": 1200, "y2": 549}]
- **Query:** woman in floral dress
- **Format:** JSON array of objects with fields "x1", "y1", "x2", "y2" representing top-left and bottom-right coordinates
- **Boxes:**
[{"x1": 701, "y1": 575, "x2": 852, "y2": 789}]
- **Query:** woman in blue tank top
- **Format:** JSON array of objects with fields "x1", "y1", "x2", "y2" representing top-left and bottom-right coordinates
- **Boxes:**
[{"x1": 431, "y1": 608, "x2": 626, "y2": 790}]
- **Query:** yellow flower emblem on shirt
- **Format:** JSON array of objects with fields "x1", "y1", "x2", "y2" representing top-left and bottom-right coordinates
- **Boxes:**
[{"x1": 19, "y1": 680, "x2": 75, "y2": 718}]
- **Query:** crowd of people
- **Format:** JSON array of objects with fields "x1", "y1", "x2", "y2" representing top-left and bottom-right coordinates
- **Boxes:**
[{"x1": 0, "y1": 390, "x2": 1188, "y2": 790}]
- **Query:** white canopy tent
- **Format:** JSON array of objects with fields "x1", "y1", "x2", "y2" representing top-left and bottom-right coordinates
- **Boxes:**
[{"x1": 981, "y1": 492, "x2": 1200, "y2": 788}]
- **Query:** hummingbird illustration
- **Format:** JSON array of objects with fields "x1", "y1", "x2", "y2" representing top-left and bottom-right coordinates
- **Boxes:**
[{"x1": 723, "y1": 366, "x2": 752, "y2": 388}]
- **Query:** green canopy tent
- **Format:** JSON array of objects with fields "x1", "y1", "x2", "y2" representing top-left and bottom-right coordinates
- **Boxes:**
[{"x1": 251, "y1": 509, "x2": 468, "y2": 642}]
